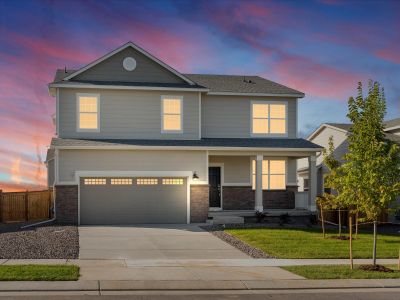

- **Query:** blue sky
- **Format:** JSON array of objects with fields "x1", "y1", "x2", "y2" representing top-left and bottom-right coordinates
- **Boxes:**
[{"x1": 0, "y1": 0, "x2": 399, "y2": 190}]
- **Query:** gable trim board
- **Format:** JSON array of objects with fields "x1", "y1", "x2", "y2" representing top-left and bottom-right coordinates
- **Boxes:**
[
  {"x1": 307, "y1": 123, "x2": 349, "y2": 141},
  {"x1": 63, "y1": 42, "x2": 196, "y2": 85}
]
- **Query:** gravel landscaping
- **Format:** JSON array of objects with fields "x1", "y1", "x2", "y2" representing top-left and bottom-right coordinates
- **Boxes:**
[
  {"x1": 0, "y1": 223, "x2": 79, "y2": 259},
  {"x1": 201, "y1": 225, "x2": 272, "y2": 258}
]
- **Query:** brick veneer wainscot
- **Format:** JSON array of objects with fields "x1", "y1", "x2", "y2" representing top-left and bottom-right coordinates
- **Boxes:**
[
  {"x1": 55, "y1": 185, "x2": 78, "y2": 224},
  {"x1": 190, "y1": 184, "x2": 209, "y2": 223},
  {"x1": 222, "y1": 185, "x2": 297, "y2": 210}
]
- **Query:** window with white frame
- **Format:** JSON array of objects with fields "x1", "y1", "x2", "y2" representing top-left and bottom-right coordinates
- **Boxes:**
[
  {"x1": 78, "y1": 94, "x2": 99, "y2": 131},
  {"x1": 162, "y1": 96, "x2": 182, "y2": 132},
  {"x1": 252, "y1": 159, "x2": 286, "y2": 190},
  {"x1": 251, "y1": 102, "x2": 286, "y2": 135}
]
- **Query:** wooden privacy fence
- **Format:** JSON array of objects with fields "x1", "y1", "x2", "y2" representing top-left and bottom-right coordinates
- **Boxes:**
[{"x1": 0, "y1": 189, "x2": 53, "y2": 223}]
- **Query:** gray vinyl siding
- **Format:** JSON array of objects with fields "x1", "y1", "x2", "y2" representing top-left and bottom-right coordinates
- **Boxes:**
[
  {"x1": 58, "y1": 88, "x2": 199, "y2": 139},
  {"x1": 201, "y1": 95, "x2": 297, "y2": 138},
  {"x1": 209, "y1": 156, "x2": 251, "y2": 184},
  {"x1": 57, "y1": 149, "x2": 207, "y2": 183},
  {"x1": 74, "y1": 47, "x2": 185, "y2": 84}
]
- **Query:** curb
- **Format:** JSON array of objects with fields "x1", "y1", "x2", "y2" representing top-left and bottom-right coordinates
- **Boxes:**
[{"x1": 0, "y1": 279, "x2": 399, "y2": 292}]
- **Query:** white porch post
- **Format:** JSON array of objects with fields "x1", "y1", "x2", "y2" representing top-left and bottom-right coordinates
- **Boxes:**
[
  {"x1": 255, "y1": 155, "x2": 263, "y2": 212},
  {"x1": 308, "y1": 155, "x2": 317, "y2": 211}
]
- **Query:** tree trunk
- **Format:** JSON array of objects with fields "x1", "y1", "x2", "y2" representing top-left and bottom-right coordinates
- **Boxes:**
[
  {"x1": 349, "y1": 215, "x2": 353, "y2": 270},
  {"x1": 372, "y1": 220, "x2": 377, "y2": 266},
  {"x1": 320, "y1": 204, "x2": 325, "y2": 238},
  {"x1": 338, "y1": 208, "x2": 342, "y2": 236},
  {"x1": 355, "y1": 211, "x2": 359, "y2": 239},
  {"x1": 398, "y1": 247, "x2": 400, "y2": 271}
]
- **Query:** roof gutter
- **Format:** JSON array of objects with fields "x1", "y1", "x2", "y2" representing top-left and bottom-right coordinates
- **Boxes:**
[
  {"x1": 52, "y1": 145, "x2": 323, "y2": 152},
  {"x1": 48, "y1": 83, "x2": 209, "y2": 92},
  {"x1": 206, "y1": 92, "x2": 304, "y2": 98}
]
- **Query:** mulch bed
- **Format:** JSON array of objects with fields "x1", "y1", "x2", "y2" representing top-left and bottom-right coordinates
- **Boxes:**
[
  {"x1": 359, "y1": 264, "x2": 395, "y2": 273},
  {"x1": 0, "y1": 223, "x2": 79, "y2": 259},
  {"x1": 201, "y1": 224, "x2": 272, "y2": 259}
]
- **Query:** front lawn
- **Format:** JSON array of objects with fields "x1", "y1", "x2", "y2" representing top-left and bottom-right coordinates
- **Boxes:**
[
  {"x1": 282, "y1": 265, "x2": 400, "y2": 279},
  {"x1": 225, "y1": 228, "x2": 400, "y2": 258},
  {"x1": 0, "y1": 265, "x2": 79, "y2": 281}
]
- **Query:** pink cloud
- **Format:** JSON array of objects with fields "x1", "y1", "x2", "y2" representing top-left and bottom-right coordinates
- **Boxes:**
[{"x1": 271, "y1": 54, "x2": 363, "y2": 99}]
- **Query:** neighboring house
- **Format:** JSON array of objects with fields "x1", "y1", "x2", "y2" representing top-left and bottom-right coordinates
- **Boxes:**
[
  {"x1": 297, "y1": 120, "x2": 400, "y2": 221},
  {"x1": 46, "y1": 42, "x2": 322, "y2": 225}
]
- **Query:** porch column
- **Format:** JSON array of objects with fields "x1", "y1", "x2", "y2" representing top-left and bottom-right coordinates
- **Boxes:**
[
  {"x1": 308, "y1": 155, "x2": 317, "y2": 212},
  {"x1": 255, "y1": 155, "x2": 263, "y2": 212}
]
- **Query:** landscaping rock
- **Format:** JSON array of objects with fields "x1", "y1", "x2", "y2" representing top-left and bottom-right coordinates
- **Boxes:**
[
  {"x1": 201, "y1": 225, "x2": 272, "y2": 259},
  {"x1": 0, "y1": 224, "x2": 79, "y2": 259}
]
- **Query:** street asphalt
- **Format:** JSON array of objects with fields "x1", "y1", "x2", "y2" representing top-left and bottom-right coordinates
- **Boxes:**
[{"x1": 0, "y1": 289, "x2": 399, "y2": 299}]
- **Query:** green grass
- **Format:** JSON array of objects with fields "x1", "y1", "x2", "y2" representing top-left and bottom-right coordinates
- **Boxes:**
[
  {"x1": 0, "y1": 265, "x2": 80, "y2": 281},
  {"x1": 282, "y1": 265, "x2": 400, "y2": 279},
  {"x1": 225, "y1": 228, "x2": 400, "y2": 258}
]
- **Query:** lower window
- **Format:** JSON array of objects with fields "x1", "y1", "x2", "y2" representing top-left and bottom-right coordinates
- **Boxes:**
[{"x1": 252, "y1": 159, "x2": 286, "y2": 190}]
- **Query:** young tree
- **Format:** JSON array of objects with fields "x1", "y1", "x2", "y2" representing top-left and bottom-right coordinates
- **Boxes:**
[
  {"x1": 341, "y1": 81, "x2": 400, "y2": 267},
  {"x1": 323, "y1": 136, "x2": 345, "y2": 236}
]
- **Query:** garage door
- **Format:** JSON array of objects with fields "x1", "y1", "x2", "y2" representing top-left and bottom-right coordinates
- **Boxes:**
[{"x1": 79, "y1": 177, "x2": 187, "y2": 224}]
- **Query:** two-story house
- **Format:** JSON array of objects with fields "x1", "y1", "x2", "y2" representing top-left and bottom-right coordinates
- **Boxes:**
[
  {"x1": 46, "y1": 42, "x2": 322, "y2": 225},
  {"x1": 297, "y1": 120, "x2": 400, "y2": 221}
]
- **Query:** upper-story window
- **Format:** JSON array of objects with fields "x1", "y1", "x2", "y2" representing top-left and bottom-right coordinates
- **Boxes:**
[
  {"x1": 251, "y1": 101, "x2": 287, "y2": 136},
  {"x1": 77, "y1": 94, "x2": 100, "y2": 131},
  {"x1": 161, "y1": 96, "x2": 183, "y2": 133}
]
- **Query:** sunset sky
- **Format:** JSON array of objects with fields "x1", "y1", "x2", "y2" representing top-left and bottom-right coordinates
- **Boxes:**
[{"x1": 0, "y1": 0, "x2": 399, "y2": 191}]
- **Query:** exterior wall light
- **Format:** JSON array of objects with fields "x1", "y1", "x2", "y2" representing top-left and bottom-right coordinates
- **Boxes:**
[{"x1": 192, "y1": 171, "x2": 199, "y2": 180}]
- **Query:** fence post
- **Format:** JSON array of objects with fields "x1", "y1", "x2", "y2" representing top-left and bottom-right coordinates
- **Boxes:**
[{"x1": 25, "y1": 190, "x2": 29, "y2": 221}]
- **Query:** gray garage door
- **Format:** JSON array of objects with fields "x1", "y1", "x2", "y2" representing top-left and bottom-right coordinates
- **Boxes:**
[{"x1": 80, "y1": 177, "x2": 187, "y2": 225}]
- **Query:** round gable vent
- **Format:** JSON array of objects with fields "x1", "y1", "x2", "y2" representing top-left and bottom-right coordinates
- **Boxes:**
[{"x1": 123, "y1": 57, "x2": 137, "y2": 71}]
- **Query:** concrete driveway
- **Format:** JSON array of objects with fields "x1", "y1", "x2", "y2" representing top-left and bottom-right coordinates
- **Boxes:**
[{"x1": 79, "y1": 224, "x2": 248, "y2": 260}]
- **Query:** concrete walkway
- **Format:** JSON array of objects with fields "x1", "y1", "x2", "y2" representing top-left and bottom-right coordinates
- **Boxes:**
[{"x1": 79, "y1": 224, "x2": 248, "y2": 259}]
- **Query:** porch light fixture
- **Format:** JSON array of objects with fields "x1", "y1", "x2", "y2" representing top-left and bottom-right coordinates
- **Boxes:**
[{"x1": 192, "y1": 171, "x2": 199, "y2": 180}]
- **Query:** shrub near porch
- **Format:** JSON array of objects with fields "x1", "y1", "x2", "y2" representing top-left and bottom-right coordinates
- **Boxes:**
[{"x1": 225, "y1": 228, "x2": 400, "y2": 259}]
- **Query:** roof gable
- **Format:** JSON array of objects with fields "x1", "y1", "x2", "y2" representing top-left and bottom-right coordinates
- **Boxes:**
[{"x1": 63, "y1": 42, "x2": 195, "y2": 85}]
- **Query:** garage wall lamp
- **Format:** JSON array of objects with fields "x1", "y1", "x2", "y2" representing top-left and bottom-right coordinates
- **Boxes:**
[{"x1": 192, "y1": 171, "x2": 199, "y2": 180}]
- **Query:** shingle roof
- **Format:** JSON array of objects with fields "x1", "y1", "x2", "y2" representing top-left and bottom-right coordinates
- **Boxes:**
[
  {"x1": 51, "y1": 137, "x2": 322, "y2": 150},
  {"x1": 324, "y1": 123, "x2": 399, "y2": 143},
  {"x1": 325, "y1": 123, "x2": 352, "y2": 131},
  {"x1": 183, "y1": 74, "x2": 304, "y2": 96},
  {"x1": 385, "y1": 118, "x2": 400, "y2": 129},
  {"x1": 52, "y1": 70, "x2": 304, "y2": 96}
]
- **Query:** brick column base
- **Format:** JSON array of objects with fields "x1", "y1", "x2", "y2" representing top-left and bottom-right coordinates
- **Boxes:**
[
  {"x1": 190, "y1": 184, "x2": 209, "y2": 223},
  {"x1": 55, "y1": 185, "x2": 78, "y2": 224}
]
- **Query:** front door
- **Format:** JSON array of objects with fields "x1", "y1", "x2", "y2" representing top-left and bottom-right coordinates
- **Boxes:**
[{"x1": 209, "y1": 167, "x2": 221, "y2": 208}]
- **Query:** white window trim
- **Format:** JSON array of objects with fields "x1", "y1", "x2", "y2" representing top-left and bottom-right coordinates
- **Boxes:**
[
  {"x1": 76, "y1": 93, "x2": 100, "y2": 132},
  {"x1": 161, "y1": 95, "x2": 183, "y2": 134},
  {"x1": 251, "y1": 157, "x2": 287, "y2": 190},
  {"x1": 250, "y1": 101, "x2": 288, "y2": 137}
]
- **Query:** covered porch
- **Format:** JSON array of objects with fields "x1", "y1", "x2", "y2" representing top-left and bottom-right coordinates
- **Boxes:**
[{"x1": 206, "y1": 150, "x2": 319, "y2": 220}]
